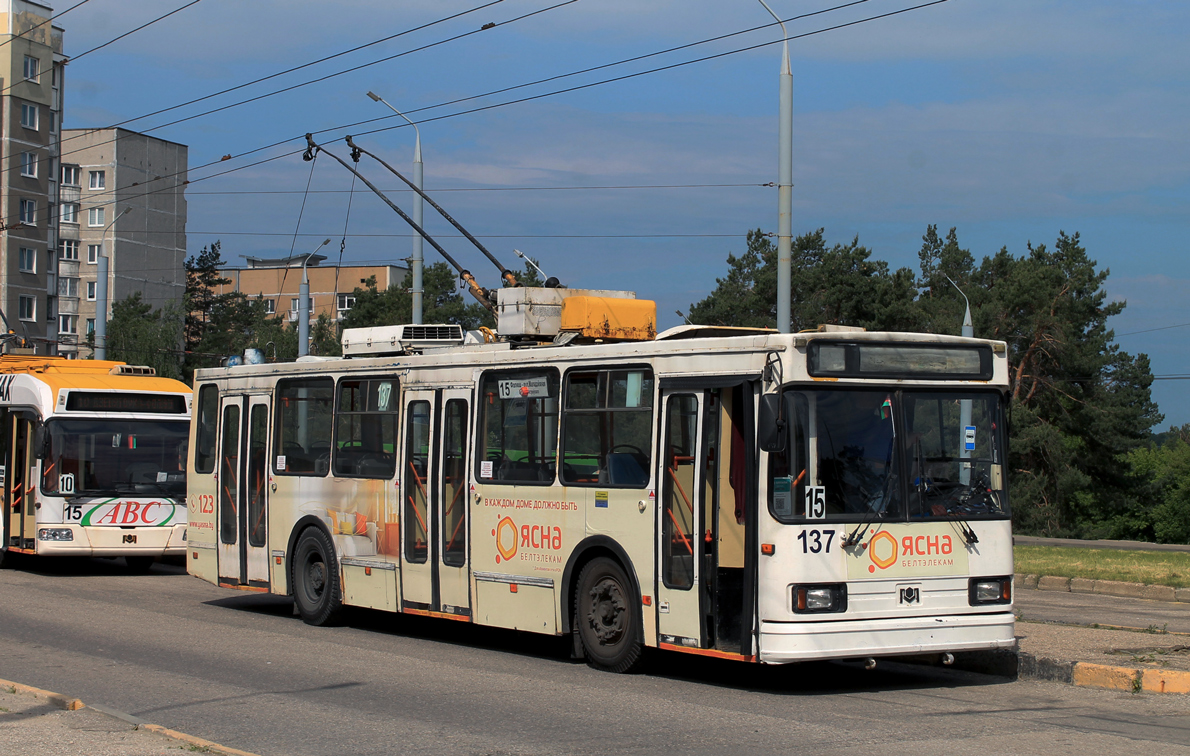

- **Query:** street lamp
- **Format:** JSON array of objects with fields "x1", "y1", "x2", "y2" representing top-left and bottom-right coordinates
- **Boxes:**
[
  {"x1": 94, "y1": 206, "x2": 133, "y2": 360},
  {"x1": 946, "y1": 274, "x2": 975, "y2": 483},
  {"x1": 298, "y1": 238, "x2": 332, "y2": 357},
  {"x1": 367, "y1": 90, "x2": 424, "y2": 325},
  {"x1": 757, "y1": 0, "x2": 793, "y2": 334}
]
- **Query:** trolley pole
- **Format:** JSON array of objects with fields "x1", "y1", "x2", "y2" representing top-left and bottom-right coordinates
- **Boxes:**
[{"x1": 759, "y1": 0, "x2": 793, "y2": 334}]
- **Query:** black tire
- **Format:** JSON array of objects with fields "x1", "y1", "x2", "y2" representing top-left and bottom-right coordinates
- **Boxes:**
[
  {"x1": 125, "y1": 556, "x2": 155, "y2": 573},
  {"x1": 292, "y1": 527, "x2": 343, "y2": 626},
  {"x1": 575, "y1": 556, "x2": 643, "y2": 673}
]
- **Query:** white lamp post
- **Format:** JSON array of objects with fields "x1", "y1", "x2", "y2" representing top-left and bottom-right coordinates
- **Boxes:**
[
  {"x1": 94, "y1": 206, "x2": 133, "y2": 360},
  {"x1": 758, "y1": 0, "x2": 793, "y2": 334},
  {"x1": 367, "y1": 91, "x2": 424, "y2": 325}
]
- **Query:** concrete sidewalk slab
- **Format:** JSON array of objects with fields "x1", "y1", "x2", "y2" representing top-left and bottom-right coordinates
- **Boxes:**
[
  {"x1": 1016, "y1": 572, "x2": 1190, "y2": 603},
  {"x1": 0, "y1": 677, "x2": 262, "y2": 756},
  {"x1": 1017, "y1": 620, "x2": 1190, "y2": 695}
]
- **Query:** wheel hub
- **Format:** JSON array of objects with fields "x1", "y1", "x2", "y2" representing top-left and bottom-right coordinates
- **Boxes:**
[
  {"x1": 308, "y1": 560, "x2": 326, "y2": 595},
  {"x1": 587, "y1": 577, "x2": 626, "y2": 644}
]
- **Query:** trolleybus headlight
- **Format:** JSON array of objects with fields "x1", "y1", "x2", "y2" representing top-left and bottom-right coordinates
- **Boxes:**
[
  {"x1": 38, "y1": 528, "x2": 73, "y2": 542},
  {"x1": 793, "y1": 583, "x2": 847, "y2": 613},
  {"x1": 969, "y1": 577, "x2": 1012, "y2": 605}
]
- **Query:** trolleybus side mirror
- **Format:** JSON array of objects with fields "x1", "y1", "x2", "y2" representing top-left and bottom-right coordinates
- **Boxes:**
[{"x1": 758, "y1": 394, "x2": 786, "y2": 453}]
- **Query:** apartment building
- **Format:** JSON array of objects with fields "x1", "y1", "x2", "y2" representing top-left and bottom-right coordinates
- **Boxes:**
[
  {"x1": 215, "y1": 254, "x2": 407, "y2": 325},
  {"x1": 0, "y1": 0, "x2": 64, "y2": 354},
  {"x1": 57, "y1": 127, "x2": 187, "y2": 358}
]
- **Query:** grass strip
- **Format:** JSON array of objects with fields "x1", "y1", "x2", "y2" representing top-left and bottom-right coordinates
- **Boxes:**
[{"x1": 1015, "y1": 545, "x2": 1190, "y2": 588}]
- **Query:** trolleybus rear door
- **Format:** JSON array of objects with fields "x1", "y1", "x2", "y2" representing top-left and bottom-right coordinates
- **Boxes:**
[
  {"x1": 217, "y1": 395, "x2": 271, "y2": 587},
  {"x1": 656, "y1": 391, "x2": 706, "y2": 647},
  {"x1": 400, "y1": 390, "x2": 437, "y2": 609},
  {"x1": 436, "y1": 389, "x2": 471, "y2": 617}
]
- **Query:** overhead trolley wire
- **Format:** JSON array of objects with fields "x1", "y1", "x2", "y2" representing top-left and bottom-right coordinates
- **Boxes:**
[
  {"x1": 1, "y1": 0, "x2": 947, "y2": 229},
  {"x1": 46, "y1": 0, "x2": 506, "y2": 160}
]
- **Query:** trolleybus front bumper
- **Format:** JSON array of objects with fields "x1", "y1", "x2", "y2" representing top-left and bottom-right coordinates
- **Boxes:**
[
  {"x1": 34, "y1": 523, "x2": 188, "y2": 557},
  {"x1": 757, "y1": 611, "x2": 1015, "y2": 664}
]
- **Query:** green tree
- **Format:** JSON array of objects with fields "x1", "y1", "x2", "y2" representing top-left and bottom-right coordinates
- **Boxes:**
[
  {"x1": 341, "y1": 262, "x2": 492, "y2": 331},
  {"x1": 686, "y1": 229, "x2": 920, "y2": 332},
  {"x1": 101, "y1": 293, "x2": 184, "y2": 380}
]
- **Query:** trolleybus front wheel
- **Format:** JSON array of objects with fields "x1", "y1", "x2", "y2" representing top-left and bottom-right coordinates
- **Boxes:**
[
  {"x1": 293, "y1": 527, "x2": 343, "y2": 626},
  {"x1": 575, "y1": 556, "x2": 643, "y2": 673}
]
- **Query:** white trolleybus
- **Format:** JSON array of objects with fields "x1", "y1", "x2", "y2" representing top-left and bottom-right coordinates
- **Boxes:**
[
  {"x1": 187, "y1": 287, "x2": 1014, "y2": 671},
  {"x1": 0, "y1": 356, "x2": 192, "y2": 570}
]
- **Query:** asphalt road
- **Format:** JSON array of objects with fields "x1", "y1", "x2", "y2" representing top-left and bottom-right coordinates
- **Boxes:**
[
  {"x1": 1015, "y1": 586, "x2": 1190, "y2": 633},
  {"x1": 2, "y1": 557, "x2": 1189, "y2": 756}
]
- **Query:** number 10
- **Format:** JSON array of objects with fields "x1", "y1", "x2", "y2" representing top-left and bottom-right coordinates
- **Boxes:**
[{"x1": 804, "y1": 486, "x2": 825, "y2": 519}]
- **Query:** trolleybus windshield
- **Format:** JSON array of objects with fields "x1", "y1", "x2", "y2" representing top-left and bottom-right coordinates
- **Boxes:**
[
  {"x1": 768, "y1": 389, "x2": 1008, "y2": 522},
  {"x1": 41, "y1": 419, "x2": 190, "y2": 498}
]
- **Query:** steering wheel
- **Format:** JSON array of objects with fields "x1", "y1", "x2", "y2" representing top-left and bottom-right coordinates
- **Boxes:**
[{"x1": 611, "y1": 444, "x2": 645, "y2": 456}]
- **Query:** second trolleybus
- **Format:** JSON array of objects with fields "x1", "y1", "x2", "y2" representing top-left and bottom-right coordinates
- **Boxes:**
[
  {"x1": 0, "y1": 355, "x2": 192, "y2": 570},
  {"x1": 186, "y1": 290, "x2": 1014, "y2": 671}
]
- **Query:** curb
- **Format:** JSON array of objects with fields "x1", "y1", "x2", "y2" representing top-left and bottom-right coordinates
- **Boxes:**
[
  {"x1": 0, "y1": 676, "x2": 261, "y2": 756},
  {"x1": 1015, "y1": 573, "x2": 1190, "y2": 603},
  {"x1": 1017, "y1": 653, "x2": 1190, "y2": 695}
]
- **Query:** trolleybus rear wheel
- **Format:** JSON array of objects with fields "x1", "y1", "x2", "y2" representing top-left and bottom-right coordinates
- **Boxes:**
[
  {"x1": 575, "y1": 556, "x2": 643, "y2": 673},
  {"x1": 293, "y1": 527, "x2": 343, "y2": 626}
]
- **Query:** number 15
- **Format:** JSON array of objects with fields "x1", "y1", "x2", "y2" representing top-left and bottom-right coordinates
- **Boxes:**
[{"x1": 804, "y1": 486, "x2": 825, "y2": 519}]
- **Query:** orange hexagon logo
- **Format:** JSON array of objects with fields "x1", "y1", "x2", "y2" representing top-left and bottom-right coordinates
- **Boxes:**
[
  {"x1": 492, "y1": 516, "x2": 518, "y2": 564},
  {"x1": 868, "y1": 530, "x2": 898, "y2": 572}
]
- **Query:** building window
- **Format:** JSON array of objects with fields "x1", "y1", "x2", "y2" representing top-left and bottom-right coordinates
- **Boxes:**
[
  {"x1": 49, "y1": 111, "x2": 57, "y2": 133},
  {"x1": 23, "y1": 55, "x2": 39, "y2": 82},
  {"x1": 87, "y1": 207, "x2": 105, "y2": 227},
  {"x1": 59, "y1": 278, "x2": 79, "y2": 298},
  {"x1": 86, "y1": 318, "x2": 95, "y2": 336},
  {"x1": 20, "y1": 152, "x2": 37, "y2": 178},
  {"x1": 87, "y1": 281, "x2": 96, "y2": 301},
  {"x1": 18, "y1": 247, "x2": 36, "y2": 273},
  {"x1": 51, "y1": 64, "x2": 59, "y2": 88},
  {"x1": 46, "y1": 295, "x2": 56, "y2": 321},
  {"x1": 61, "y1": 239, "x2": 79, "y2": 260},
  {"x1": 264, "y1": 298, "x2": 275, "y2": 314},
  {"x1": 19, "y1": 199, "x2": 35, "y2": 225},
  {"x1": 18, "y1": 296, "x2": 35, "y2": 321},
  {"x1": 290, "y1": 297, "x2": 313, "y2": 312},
  {"x1": 60, "y1": 203, "x2": 77, "y2": 224},
  {"x1": 87, "y1": 245, "x2": 100, "y2": 264},
  {"x1": 337, "y1": 294, "x2": 356, "y2": 311},
  {"x1": 59, "y1": 315, "x2": 77, "y2": 334},
  {"x1": 61, "y1": 165, "x2": 79, "y2": 186},
  {"x1": 20, "y1": 103, "x2": 38, "y2": 130},
  {"x1": 88, "y1": 171, "x2": 105, "y2": 190}
]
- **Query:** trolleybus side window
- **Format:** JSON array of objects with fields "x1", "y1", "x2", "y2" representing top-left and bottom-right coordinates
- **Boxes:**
[
  {"x1": 194, "y1": 384, "x2": 218, "y2": 474},
  {"x1": 442, "y1": 399, "x2": 468, "y2": 567},
  {"x1": 403, "y1": 400, "x2": 431, "y2": 564},
  {"x1": 220, "y1": 404, "x2": 240, "y2": 545},
  {"x1": 273, "y1": 378, "x2": 333, "y2": 476},
  {"x1": 561, "y1": 367, "x2": 654, "y2": 487},
  {"x1": 333, "y1": 378, "x2": 399, "y2": 479},
  {"x1": 662, "y1": 395, "x2": 697, "y2": 589},
  {"x1": 477, "y1": 369, "x2": 559, "y2": 485}
]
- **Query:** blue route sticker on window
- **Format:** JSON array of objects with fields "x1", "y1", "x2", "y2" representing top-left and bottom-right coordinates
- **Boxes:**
[{"x1": 964, "y1": 425, "x2": 976, "y2": 451}]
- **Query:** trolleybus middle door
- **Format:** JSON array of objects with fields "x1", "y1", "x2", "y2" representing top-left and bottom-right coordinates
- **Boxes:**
[
  {"x1": 217, "y1": 395, "x2": 270, "y2": 587},
  {"x1": 400, "y1": 389, "x2": 438, "y2": 611}
]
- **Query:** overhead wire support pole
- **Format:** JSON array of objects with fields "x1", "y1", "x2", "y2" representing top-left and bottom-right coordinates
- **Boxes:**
[
  {"x1": 346, "y1": 136, "x2": 520, "y2": 288},
  {"x1": 758, "y1": 0, "x2": 793, "y2": 334},
  {"x1": 304, "y1": 135, "x2": 495, "y2": 314}
]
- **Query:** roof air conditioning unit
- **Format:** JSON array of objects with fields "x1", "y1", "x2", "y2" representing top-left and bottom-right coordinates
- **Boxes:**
[{"x1": 341, "y1": 324, "x2": 465, "y2": 357}]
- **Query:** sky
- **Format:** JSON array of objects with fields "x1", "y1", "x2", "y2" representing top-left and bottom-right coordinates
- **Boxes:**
[{"x1": 56, "y1": 0, "x2": 1190, "y2": 426}]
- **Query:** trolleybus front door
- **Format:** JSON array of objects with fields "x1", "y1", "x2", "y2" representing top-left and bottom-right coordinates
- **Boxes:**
[
  {"x1": 217, "y1": 395, "x2": 270, "y2": 588},
  {"x1": 400, "y1": 388, "x2": 472, "y2": 617},
  {"x1": 4, "y1": 413, "x2": 34, "y2": 552},
  {"x1": 656, "y1": 386, "x2": 752, "y2": 654},
  {"x1": 656, "y1": 391, "x2": 707, "y2": 647}
]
